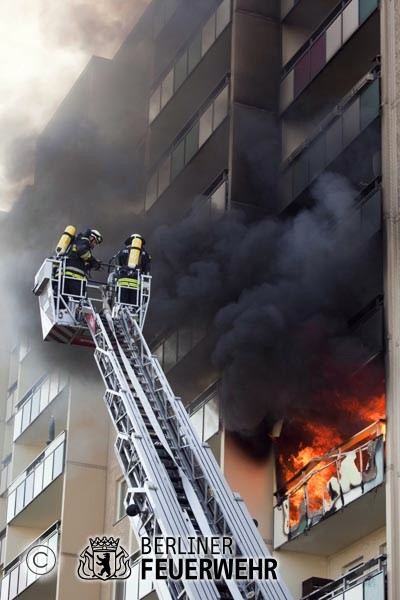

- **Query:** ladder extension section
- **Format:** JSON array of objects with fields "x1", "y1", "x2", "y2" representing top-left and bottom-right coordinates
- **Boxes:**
[{"x1": 86, "y1": 303, "x2": 293, "y2": 600}]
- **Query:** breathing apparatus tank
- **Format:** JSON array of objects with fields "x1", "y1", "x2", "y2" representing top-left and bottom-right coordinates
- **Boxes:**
[
  {"x1": 56, "y1": 226, "x2": 76, "y2": 256},
  {"x1": 127, "y1": 234, "x2": 144, "y2": 269}
]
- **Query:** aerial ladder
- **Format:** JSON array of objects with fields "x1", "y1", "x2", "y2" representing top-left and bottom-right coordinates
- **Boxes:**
[{"x1": 33, "y1": 242, "x2": 293, "y2": 600}]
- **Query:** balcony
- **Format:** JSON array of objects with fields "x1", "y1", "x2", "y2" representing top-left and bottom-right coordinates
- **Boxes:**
[
  {"x1": 13, "y1": 372, "x2": 67, "y2": 444},
  {"x1": 0, "y1": 522, "x2": 59, "y2": 600},
  {"x1": 301, "y1": 555, "x2": 386, "y2": 599},
  {"x1": 7, "y1": 433, "x2": 65, "y2": 527},
  {"x1": 281, "y1": 71, "x2": 380, "y2": 211},
  {"x1": 274, "y1": 421, "x2": 385, "y2": 554},
  {"x1": 280, "y1": 0, "x2": 379, "y2": 115}
]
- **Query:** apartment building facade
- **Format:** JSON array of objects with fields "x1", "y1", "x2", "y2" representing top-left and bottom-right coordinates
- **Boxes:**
[{"x1": 0, "y1": 0, "x2": 397, "y2": 599}]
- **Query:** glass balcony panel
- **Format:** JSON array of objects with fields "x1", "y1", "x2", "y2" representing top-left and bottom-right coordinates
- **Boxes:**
[
  {"x1": 161, "y1": 70, "x2": 174, "y2": 108},
  {"x1": 202, "y1": 14, "x2": 216, "y2": 55},
  {"x1": 7, "y1": 491, "x2": 16, "y2": 521},
  {"x1": 31, "y1": 389, "x2": 40, "y2": 421},
  {"x1": 163, "y1": 331, "x2": 178, "y2": 371},
  {"x1": 139, "y1": 565, "x2": 153, "y2": 597},
  {"x1": 14, "y1": 410, "x2": 22, "y2": 439},
  {"x1": 9, "y1": 567, "x2": 18, "y2": 600},
  {"x1": 174, "y1": 52, "x2": 188, "y2": 91},
  {"x1": 126, "y1": 561, "x2": 140, "y2": 598},
  {"x1": 281, "y1": 70, "x2": 294, "y2": 113},
  {"x1": 25, "y1": 472, "x2": 34, "y2": 504},
  {"x1": 199, "y1": 105, "x2": 213, "y2": 147},
  {"x1": 360, "y1": 0, "x2": 377, "y2": 23},
  {"x1": 332, "y1": 594, "x2": 344, "y2": 599},
  {"x1": 33, "y1": 462, "x2": 44, "y2": 497},
  {"x1": 158, "y1": 156, "x2": 171, "y2": 196},
  {"x1": 293, "y1": 152, "x2": 309, "y2": 197},
  {"x1": 185, "y1": 122, "x2": 200, "y2": 164},
  {"x1": 177, "y1": 327, "x2": 192, "y2": 362},
  {"x1": 361, "y1": 190, "x2": 381, "y2": 237},
  {"x1": 364, "y1": 571, "x2": 384, "y2": 599},
  {"x1": 213, "y1": 85, "x2": 229, "y2": 130},
  {"x1": 53, "y1": 443, "x2": 64, "y2": 479},
  {"x1": 1, "y1": 575, "x2": 9, "y2": 600},
  {"x1": 309, "y1": 134, "x2": 326, "y2": 181},
  {"x1": 204, "y1": 396, "x2": 219, "y2": 440},
  {"x1": 190, "y1": 408, "x2": 204, "y2": 440},
  {"x1": 26, "y1": 564, "x2": 37, "y2": 587},
  {"x1": 326, "y1": 117, "x2": 343, "y2": 163},
  {"x1": 210, "y1": 180, "x2": 227, "y2": 217},
  {"x1": 17, "y1": 560, "x2": 28, "y2": 594},
  {"x1": 360, "y1": 78, "x2": 380, "y2": 129},
  {"x1": 343, "y1": 98, "x2": 360, "y2": 146},
  {"x1": 171, "y1": 139, "x2": 185, "y2": 180},
  {"x1": 149, "y1": 87, "x2": 161, "y2": 122},
  {"x1": 343, "y1": 0, "x2": 359, "y2": 43},
  {"x1": 49, "y1": 373, "x2": 59, "y2": 401},
  {"x1": 15, "y1": 483, "x2": 25, "y2": 514},
  {"x1": 154, "y1": 344, "x2": 164, "y2": 368},
  {"x1": 21, "y1": 403, "x2": 31, "y2": 432},
  {"x1": 42, "y1": 376, "x2": 51, "y2": 404},
  {"x1": 294, "y1": 51, "x2": 310, "y2": 97},
  {"x1": 188, "y1": 33, "x2": 202, "y2": 72},
  {"x1": 48, "y1": 532, "x2": 58, "y2": 555},
  {"x1": 326, "y1": 14, "x2": 342, "y2": 61},
  {"x1": 216, "y1": 0, "x2": 231, "y2": 36},
  {"x1": 146, "y1": 172, "x2": 158, "y2": 210},
  {"x1": 43, "y1": 454, "x2": 54, "y2": 488},
  {"x1": 310, "y1": 34, "x2": 326, "y2": 79},
  {"x1": 344, "y1": 583, "x2": 363, "y2": 599}
]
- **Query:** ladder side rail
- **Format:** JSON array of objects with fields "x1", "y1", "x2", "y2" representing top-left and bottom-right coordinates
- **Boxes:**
[
  {"x1": 120, "y1": 311, "x2": 293, "y2": 600},
  {"x1": 90, "y1": 312, "x2": 223, "y2": 600}
]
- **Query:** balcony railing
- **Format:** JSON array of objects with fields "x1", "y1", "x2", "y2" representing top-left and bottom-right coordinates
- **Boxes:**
[
  {"x1": 302, "y1": 554, "x2": 386, "y2": 599},
  {"x1": 124, "y1": 554, "x2": 155, "y2": 599},
  {"x1": 1, "y1": 522, "x2": 59, "y2": 600},
  {"x1": 280, "y1": 0, "x2": 378, "y2": 112},
  {"x1": 7, "y1": 432, "x2": 65, "y2": 523},
  {"x1": 13, "y1": 371, "x2": 67, "y2": 441},
  {"x1": 274, "y1": 421, "x2": 385, "y2": 548},
  {"x1": 281, "y1": 71, "x2": 380, "y2": 209}
]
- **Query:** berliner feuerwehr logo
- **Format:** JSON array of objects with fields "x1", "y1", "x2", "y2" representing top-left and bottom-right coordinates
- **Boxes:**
[{"x1": 78, "y1": 537, "x2": 131, "y2": 581}]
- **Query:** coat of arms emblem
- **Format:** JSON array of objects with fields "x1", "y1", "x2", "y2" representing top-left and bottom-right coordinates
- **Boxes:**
[{"x1": 78, "y1": 536, "x2": 131, "y2": 580}]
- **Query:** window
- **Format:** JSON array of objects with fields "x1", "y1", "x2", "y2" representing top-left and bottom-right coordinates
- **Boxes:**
[
  {"x1": 155, "y1": 321, "x2": 207, "y2": 372},
  {"x1": 117, "y1": 479, "x2": 128, "y2": 521},
  {"x1": 0, "y1": 455, "x2": 12, "y2": 496},
  {"x1": 210, "y1": 179, "x2": 227, "y2": 218}
]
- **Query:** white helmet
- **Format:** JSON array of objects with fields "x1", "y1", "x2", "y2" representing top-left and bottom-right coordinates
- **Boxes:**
[{"x1": 90, "y1": 229, "x2": 103, "y2": 244}]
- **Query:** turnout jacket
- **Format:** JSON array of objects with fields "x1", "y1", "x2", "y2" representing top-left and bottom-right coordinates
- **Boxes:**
[{"x1": 66, "y1": 234, "x2": 100, "y2": 278}]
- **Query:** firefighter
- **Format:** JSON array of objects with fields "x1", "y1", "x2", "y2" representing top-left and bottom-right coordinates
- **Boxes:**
[
  {"x1": 62, "y1": 228, "x2": 103, "y2": 299},
  {"x1": 114, "y1": 234, "x2": 151, "y2": 306}
]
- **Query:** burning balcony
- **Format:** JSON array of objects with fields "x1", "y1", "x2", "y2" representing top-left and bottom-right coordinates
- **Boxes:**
[{"x1": 274, "y1": 421, "x2": 385, "y2": 554}]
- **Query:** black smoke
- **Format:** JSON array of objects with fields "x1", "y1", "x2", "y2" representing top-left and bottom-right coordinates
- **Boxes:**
[{"x1": 150, "y1": 173, "x2": 383, "y2": 455}]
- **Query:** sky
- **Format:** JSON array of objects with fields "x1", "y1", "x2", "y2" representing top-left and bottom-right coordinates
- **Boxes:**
[{"x1": 0, "y1": 0, "x2": 149, "y2": 212}]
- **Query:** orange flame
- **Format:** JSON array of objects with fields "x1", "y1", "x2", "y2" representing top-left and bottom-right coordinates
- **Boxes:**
[{"x1": 278, "y1": 393, "x2": 385, "y2": 528}]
